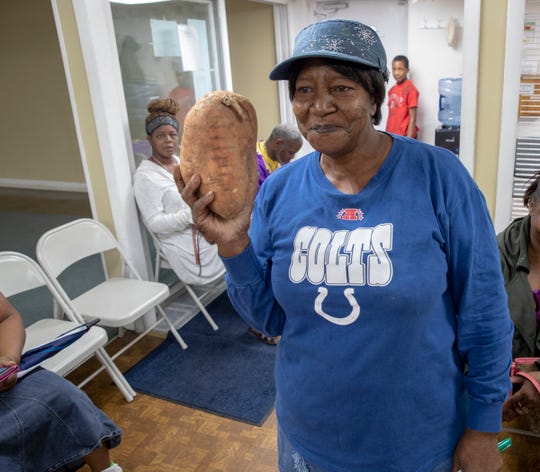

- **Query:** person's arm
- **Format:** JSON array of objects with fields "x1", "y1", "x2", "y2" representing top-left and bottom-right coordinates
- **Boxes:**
[
  {"x1": 134, "y1": 171, "x2": 193, "y2": 234},
  {"x1": 176, "y1": 168, "x2": 284, "y2": 336},
  {"x1": 0, "y1": 292, "x2": 25, "y2": 392},
  {"x1": 503, "y1": 371, "x2": 540, "y2": 421},
  {"x1": 440, "y1": 162, "x2": 513, "y2": 471},
  {"x1": 221, "y1": 243, "x2": 285, "y2": 337},
  {"x1": 406, "y1": 83, "x2": 419, "y2": 138},
  {"x1": 452, "y1": 429, "x2": 502, "y2": 472},
  {"x1": 175, "y1": 168, "x2": 253, "y2": 257},
  {"x1": 448, "y1": 189, "x2": 513, "y2": 432},
  {"x1": 406, "y1": 107, "x2": 417, "y2": 138}
]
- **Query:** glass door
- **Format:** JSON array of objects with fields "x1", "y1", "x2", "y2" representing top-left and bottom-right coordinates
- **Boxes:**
[{"x1": 110, "y1": 0, "x2": 228, "y2": 163}]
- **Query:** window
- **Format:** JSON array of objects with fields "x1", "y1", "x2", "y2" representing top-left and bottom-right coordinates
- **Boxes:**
[
  {"x1": 512, "y1": 0, "x2": 540, "y2": 219},
  {"x1": 110, "y1": 0, "x2": 227, "y2": 163}
]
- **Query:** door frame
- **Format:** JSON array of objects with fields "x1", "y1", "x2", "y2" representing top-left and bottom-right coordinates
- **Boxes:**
[
  {"x1": 494, "y1": 0, "x2": 526, "y2": 232},
  {"x1": 51, "y1": 0, "x2": 233, "y2": 282}
]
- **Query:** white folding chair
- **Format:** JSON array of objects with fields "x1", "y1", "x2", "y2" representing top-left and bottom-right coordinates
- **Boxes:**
[
  {"x1": 145, "y1": 223, "x2": 222, "y2": 332},
  {"x1": 36, "y1": 218, "x2": 189, "y2": 390},
  {"x1": 0, "y1": 251, "x2": 135, "y2": 400}
]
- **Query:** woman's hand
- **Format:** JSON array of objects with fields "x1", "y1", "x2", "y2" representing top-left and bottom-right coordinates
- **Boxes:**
[
  {"x1": 452, "y1": 428, "x2": 502, "y2": 472},
  {"x1": 174, "y1": 165, "x2": 252, "y2": 258},
  {"x1": 503, "y1": 372, "x2": 540, "y2": 421},
  {"x1": 0, "y1": 356, "x2": 18, "y2": 393}
]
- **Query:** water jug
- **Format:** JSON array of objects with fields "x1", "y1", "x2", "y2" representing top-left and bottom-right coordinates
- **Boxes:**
[{"x1": 438, "y1": 78, "x2": 462, "y2": 127}]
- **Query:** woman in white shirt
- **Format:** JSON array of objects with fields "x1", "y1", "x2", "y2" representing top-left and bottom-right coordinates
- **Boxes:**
[{"x1": 133, "y1": 98, "x2": 224, "y2": 286}]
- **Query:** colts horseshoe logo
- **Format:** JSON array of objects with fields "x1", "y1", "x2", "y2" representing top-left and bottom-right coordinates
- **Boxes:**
[{"x1": 314, "y1": 287, "x2": 360, "y2": 325}]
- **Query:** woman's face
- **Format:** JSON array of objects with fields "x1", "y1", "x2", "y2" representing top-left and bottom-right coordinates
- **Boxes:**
[
  {"x1": 291, "y1": 60, "x2": 376, "y2": 158},
  {"x1": 148, "y1": 124, "x2": 178, "y2": 159}
]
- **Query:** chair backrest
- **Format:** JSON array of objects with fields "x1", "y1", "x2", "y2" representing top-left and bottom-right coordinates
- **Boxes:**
[
  {"x1": 147, "y1": 227, "x2": 171, "y2": 266},
  {"x1": 0, "y1": 251, "x2": 83, "y2": 323},
  {"x1": 37, "y1": 218, "x2": 118, "y2": 278},
  {"x1": 0, "y1": 251, "x2": 50, "y2": 297},
  {"x1": 137, "y1": 216, "x2": 173, "y2": 280},
  {"x1": 149, "y1": 230, "x2": 167, "y2": 261}
]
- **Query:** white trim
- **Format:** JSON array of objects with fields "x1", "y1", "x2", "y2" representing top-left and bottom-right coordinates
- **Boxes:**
[
  {"x1": 0, "y1": 178, "x2": 87, "y2": 192},
  {"x1": 252, "y1": 0, "x2": 287, "y2": 5},
  {"x1": 494, "y1": 0, "x2": 526, "y2": 233},
  {"x1": 50, "y1": 0, "x2": 97, "y2": 216},
  {"x1": 217, "y1": 0, "x2": 233, "y2": 90},
  {"x1": 460, "y1": 0, "x2": 481, "y2": 175},
  {"x1": 274, "y1": 3, "x2": 295, "y2": 124},
  {"x1": 111, "y1": 0, "x2": 169, "y2": 4}
]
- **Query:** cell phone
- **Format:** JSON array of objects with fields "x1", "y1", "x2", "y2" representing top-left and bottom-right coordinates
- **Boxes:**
[{"x1": 0, "y1": 364, "x2": 19, "y2": 382}]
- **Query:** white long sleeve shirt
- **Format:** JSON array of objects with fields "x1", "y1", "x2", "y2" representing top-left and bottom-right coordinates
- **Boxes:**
[{"x1": 133, "y1": 158, "x2": 224, "y2": 285}]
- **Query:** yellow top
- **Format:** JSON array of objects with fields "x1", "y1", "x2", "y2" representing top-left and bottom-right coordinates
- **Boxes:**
[{"x1": 256, "y1": 140, "x2": 279, "y2": 174}]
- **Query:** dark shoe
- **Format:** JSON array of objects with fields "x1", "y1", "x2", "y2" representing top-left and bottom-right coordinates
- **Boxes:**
[{"x1": 248, "y1": 327, "x2": 280, "y2": 345}]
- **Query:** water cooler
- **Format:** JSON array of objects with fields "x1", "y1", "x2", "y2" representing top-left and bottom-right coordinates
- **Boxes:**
[{"x1": 435, "y1": 78, "x2": 461, "y2": 156}]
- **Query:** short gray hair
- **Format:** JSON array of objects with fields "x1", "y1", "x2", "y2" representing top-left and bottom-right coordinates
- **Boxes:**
[{"x1": 268, "y1": 123, "x2": 303, "y2": 144}]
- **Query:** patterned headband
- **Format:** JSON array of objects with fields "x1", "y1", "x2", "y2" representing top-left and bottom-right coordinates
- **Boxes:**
[{"x1": 146, "y1": 115, "x2": 179, "y2": 135}]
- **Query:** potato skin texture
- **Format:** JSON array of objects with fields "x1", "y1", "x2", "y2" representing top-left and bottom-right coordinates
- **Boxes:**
[{"x1": 179, "y1": 91, "x2": 258, "y2": 219}]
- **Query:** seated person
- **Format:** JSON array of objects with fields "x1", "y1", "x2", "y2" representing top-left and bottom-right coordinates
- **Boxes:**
[
  {"x1": 0, "y1": 292, "x2": 122, "y2": 472},
  {"x1": 133, "y1": 98, "x2": 224, "y2": 286},
  {"x1": 497, "y1": 172, "x2": 540, "y2": 423},
  {"x1": 247, "y1": 124, "x2": 302, "y2": 346},
  {"x1": 256, "y1": 123, "x2": 303, "y2": 187}
]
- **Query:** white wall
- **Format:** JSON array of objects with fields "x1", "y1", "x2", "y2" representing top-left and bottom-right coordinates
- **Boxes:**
[
  {"x1": 408, "y1": 0, "x2": 464, "y2": 144},
  {"x1": 313, "y1": 0, "x2": 409, "y2": 132},
  {"x1": 284, "y1": 0, "x2": 464, "y2": 146}
]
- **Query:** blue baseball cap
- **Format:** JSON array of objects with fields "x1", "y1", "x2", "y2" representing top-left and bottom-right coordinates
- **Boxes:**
[{"x1": 269, "y1": 19, "x2": 388, "y2": 81}]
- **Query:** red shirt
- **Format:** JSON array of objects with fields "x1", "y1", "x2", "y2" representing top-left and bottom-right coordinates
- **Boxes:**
[{"x1": 385, "y1": 79, "x2": 419, "y2": 137}]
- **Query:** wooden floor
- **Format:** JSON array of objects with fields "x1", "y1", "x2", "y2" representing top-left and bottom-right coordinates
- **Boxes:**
[
  {"x1": 0, "y1": 188, "x2": 278, "y2": 471},
  {"x1": 69, "y1": 334, "x2": 540, "y2": 472},
  {"x1": 67, "y1": 333, "x2": 278, "y2": 472},
  {"x1": 3, "y1": 188, "x2": 540, "y2": 471},
  {"x1": 1, "y1": 188, "x2": 279, "y2": 471}
]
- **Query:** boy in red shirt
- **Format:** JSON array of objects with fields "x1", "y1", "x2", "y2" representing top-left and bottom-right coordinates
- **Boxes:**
[{"x1": 385, "y1": 55, "x2": 419, "y2": 138}]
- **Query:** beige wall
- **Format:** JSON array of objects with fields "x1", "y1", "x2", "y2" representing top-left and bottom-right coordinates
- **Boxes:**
[
  {"x1": 226, "y1": 0, "x2": 280, "y2": 140},
  {"x1": 0, "y1": 0, "x2": 84, "y2": 185},
  {"x1": 475, "y1": 0, "x2": 508, "y2": 215}
]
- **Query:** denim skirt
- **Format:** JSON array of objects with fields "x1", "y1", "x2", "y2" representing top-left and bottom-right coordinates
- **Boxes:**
[{"x1": 0, "y1": 368, "x2": 122, "y2": 472}]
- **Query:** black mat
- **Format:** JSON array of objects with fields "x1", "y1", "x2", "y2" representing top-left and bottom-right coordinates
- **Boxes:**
[{"x1": 124, "y1": 292, "x2": 277, "y2": 425}]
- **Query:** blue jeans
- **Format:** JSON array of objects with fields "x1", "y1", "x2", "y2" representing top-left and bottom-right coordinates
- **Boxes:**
[
  {"x1": 278, "y1": 427, "x2": 325, "y2": 472},
  {"x1": 278, "y1": 426, "x2": 453, "y2": 472}
]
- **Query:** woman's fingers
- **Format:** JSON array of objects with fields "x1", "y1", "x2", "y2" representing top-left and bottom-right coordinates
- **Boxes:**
[
  {"x1": 173, "y1": 164, "x2": 185, "y2": 194},
  {"x1": 510, "y1": 375, "x2": 524, "y2": 385},
  {"x1": 180, "y1": 174, "x2": 203, "y2": 208}
]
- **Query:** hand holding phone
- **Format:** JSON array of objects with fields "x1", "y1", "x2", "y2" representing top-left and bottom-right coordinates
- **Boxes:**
[{"x1": 0, "y1": 364, "x2": 19, "y2": 383}]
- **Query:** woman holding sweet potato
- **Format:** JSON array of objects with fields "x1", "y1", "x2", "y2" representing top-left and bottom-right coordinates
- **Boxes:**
[{"x1": 178, "y1": 19, "x2": 513, "y2": 472}]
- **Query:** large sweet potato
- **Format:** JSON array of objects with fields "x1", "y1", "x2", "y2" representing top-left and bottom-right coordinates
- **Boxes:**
[{"x1": 179, "y1": 91, "x2": 258, "y2": 219}]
